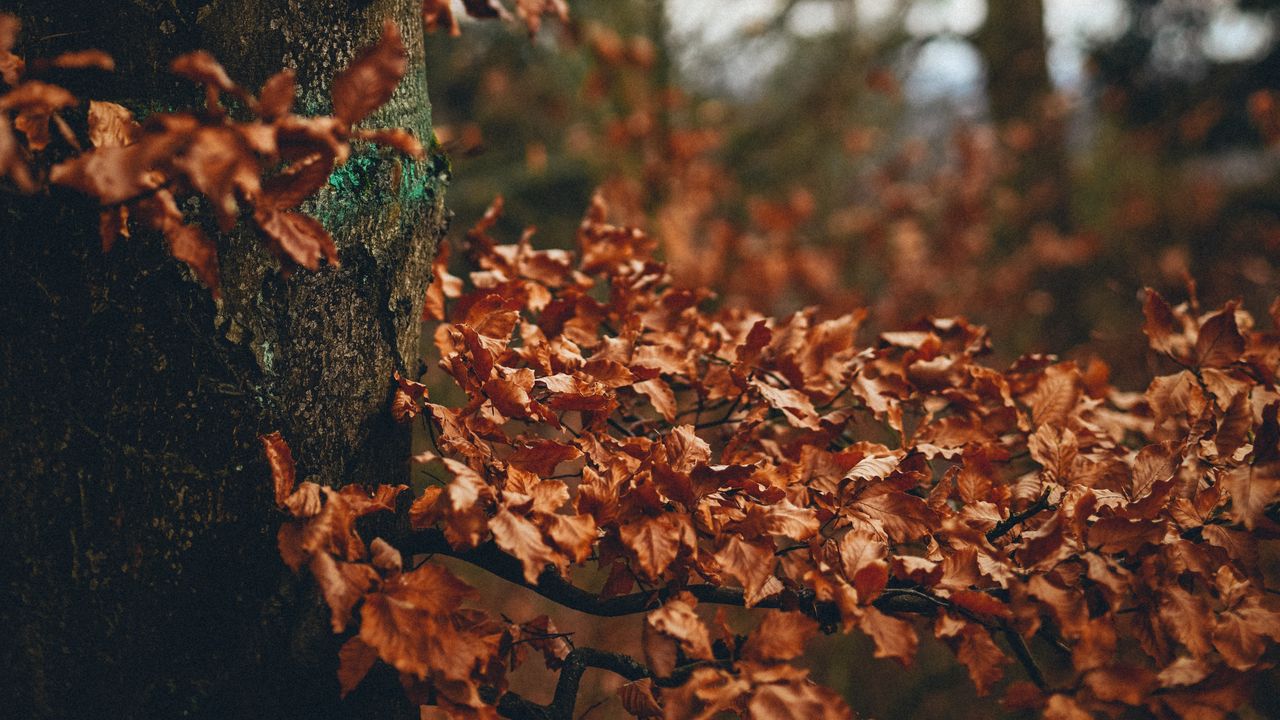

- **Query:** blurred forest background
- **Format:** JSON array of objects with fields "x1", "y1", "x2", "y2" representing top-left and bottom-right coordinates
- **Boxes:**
[{"x1": 418, "y1": 1, "x2": 1280, "y2": 717}]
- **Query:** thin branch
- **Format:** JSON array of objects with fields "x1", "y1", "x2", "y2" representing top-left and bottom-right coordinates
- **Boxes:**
[
  {"x1": 407, "y1": 527, "x2": 1053, "y2": 710},
  {"x1": 985, "y1": 491, "x2": 1055, "y2": 543},
  {"x1": 576, "y1": 696, "x2": 609, "y2": 720},
  {"x1": 495, "y1": 647, "x2": 655, "y2": 720},
  {"x1": 404, "y1": 529, "x2": 942, "y2": 622},
  {"x1": 607, "y1": 417, "x2": 635, "y2": 438},
  {"x1": 1001, "y1": 626, "x2": 1048, "y2": 691},
  {"x1": 694, "y1": 393, "x2": 743, "y2": 430},
  {"x1": 551, "y1": 648, "x2": 650, "y2": 714}
]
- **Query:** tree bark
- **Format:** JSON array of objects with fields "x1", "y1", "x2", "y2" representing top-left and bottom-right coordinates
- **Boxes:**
[
  {"x1": 0, "y1": 2, "x2": 444, "y2": 717},
  {"x1": 976, "y1": 0, "x2": 1070, "y2": 231}
]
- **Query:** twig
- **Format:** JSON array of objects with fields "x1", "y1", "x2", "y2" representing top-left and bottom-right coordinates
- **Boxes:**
[
  {"x1": 985, "y1": 492, "x2": 1055, "y2": 543},
  {"x1": 576, "y1": 697, "x2": 609, "y2": 720},
  {"x1": 404, "y1": 529, "x2": 949, "y2": 622},
  {"x1": 404, "y1": 528, "x2": 1053, "y2": 711},
  {"x1": 495, "y1": 647, "x2": 654, "y2": 720},
  {"x1": 1001, "y1": 626, "x2": 1048, "y2": 691}
]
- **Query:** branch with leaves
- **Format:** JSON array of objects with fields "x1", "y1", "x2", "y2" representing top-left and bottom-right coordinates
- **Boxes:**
[
  {"x1": 264, "y1": 192, "x2": 1280, "y2": 718},
  {"x1": 0, "y1": 14, "x2": 426, "y2": 297}
]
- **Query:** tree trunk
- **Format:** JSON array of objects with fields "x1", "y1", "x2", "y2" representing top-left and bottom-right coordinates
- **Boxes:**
[
  {"x1": 976, "y1": 0, "x2": 1070, "y2": 231},
  {"x1": 0, "y1": 2, "x2": 444, "y2": 717}
]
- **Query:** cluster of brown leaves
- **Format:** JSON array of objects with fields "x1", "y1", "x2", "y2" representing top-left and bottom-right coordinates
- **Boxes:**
[
  {"x1": 422, "y1": 0, "x2": 569, "y2": 38},
  {"x1": 591, "y1": 82, "x2": 1103, "y2": 338},
  {"x1": 0, "y1": 15, "x2": 423, "y2": 297},
  {"x1": 271, "y1": 192, "x2": 1280, "y2": 717}
]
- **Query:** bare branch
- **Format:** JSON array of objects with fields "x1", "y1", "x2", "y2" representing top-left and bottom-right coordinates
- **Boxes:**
[
  {"x1": 496, "y1": 647, "x2": 655, "y2": 720},
  {"x1": 986, "y1": 491, "x2": 1055, "y2": 543}
]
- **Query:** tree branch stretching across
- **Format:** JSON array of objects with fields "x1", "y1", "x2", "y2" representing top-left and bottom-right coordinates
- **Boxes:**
[
  {"x1": 265, "y1": 195, "x2": 1280, "y2": 719},
  {"x1": 404, "y1": 527, "x2": 952, "y2": 621}
]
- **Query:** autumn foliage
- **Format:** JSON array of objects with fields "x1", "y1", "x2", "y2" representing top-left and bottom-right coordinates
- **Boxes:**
[
  {"x1": 259, "y1": 181, "x2": 1280, "y2": 718},
  {"x1": 0, "y1": 16, "x2": 424, "y2": 297},
  {"x1": 6, "y1": 7, "x2": 1280, "y2": 720}
]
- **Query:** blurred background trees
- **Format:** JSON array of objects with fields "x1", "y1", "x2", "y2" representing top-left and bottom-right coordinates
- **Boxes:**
[
  {"x1": 427, "y1": 0, "x2": 1280, "y2": 377},
  {"x1": 419, "y1": 2, "x2": 1280, "y2": 715}
]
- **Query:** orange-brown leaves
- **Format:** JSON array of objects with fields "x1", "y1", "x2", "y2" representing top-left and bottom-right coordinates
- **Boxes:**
[
  {"x1": 262, "y1": 431, "x2": 297, "y2": 507},
  {"x1": 337, "y1": 637, "x2": 377, "y2": 697},
  {"x1": 254, "y1": 208, "x2": 338, "y2": 271},
  {"x1": 87, "y1": 101, "x2": 137, "y2": 148},
  {"x1": 1222, "y1": 464, "x2": 1280, "y2": 529},
  {"x1": 310, "y1": 552, "x2": 379, "y2": 632},
  {"x1": 0, "y1": 14, "x2": 22, "y2": 86},
  {"x1": 268, "y1": 435, "x2": 503, "y2": 707},
  {"x1": 399, "y1": 194, "x2": 1280, "y2": 715},
  {"x1": 490, "y1": 507, "x2": 560, "y2": 582},
  {"x1": 946, "y1": 623, "x2": 1008, "y2": 695},
  {"x1": 621, "y1": 513, "x2": 690, "y2": 581},
  {"x1": 263, "y1": 187, "x2": 1280, "y2": 716},
  {"x1": 714, "y1": 535, "x2": 777, "y2": 606},
  {"x1": 422, "y1": 0, "x2": 462, "y2": 36},
  {"x1": 331, "y1": 21, "x2": 407, "y2": 127},
  {"x1": 391, "y1": 372, "x2": 429, "y2": 423},
  {"x1": 1195, "y1": 303, "x2": 1245, "y2": 369},
  {"x1": 257, "y1": 70, "x2": 296, "y2": 120},
  {"x1": 643, "y1": 594, "x2": 713, "y2": 677},
  {"x1": 3, "y1": 17, "x2": 419, "y2": 295},
  {"x1": 858, "y1": 606, "x2": 919, "y2": 666},
  {"x1": 1143, "y1": 289, "x2": 1248, "y2": 371},
  {"x1": 849, "y1": 485, "x2": 937, "y2": 543},
  {"x1": 1143, "y1": 288, "x2": 1186, "y2": 359},
  {"x1": 741, "y1": 612, "x2": 818, "y2": 662}
]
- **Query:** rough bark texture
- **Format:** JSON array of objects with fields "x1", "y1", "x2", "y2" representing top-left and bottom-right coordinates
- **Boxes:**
[{"x1": 0, "y1": 2, "x2": 444, "y2": 717}]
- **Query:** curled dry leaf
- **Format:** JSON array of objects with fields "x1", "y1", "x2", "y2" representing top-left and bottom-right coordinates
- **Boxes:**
[
  {"x1": 643, "y1": 593, "x2": 713, "y2": 677},
  {"x1": 261, "y1": 430, "x2": 297, "y2": 507},
  {"x1": 254, "y1": 207, "x2": 338, "y2": 271},
  {"x1": 256, "y1": 69, "x2": 296, "y2": 120},
  {"x1": 353, "y1": 126, "x2": 425, "y2": 159},
  {"x1": 171, "y1": 51, "x2": 236, "y2": 93},
  {"x1": 87, "y1": 101, "x2": 137, "y2": 148},
  {"x1": 331, "y1": 21, "x2": 408, "y2": 126},
  {"x1": 422, "y1": 0, "x2": 462, "y2": 37},
  {"x1": 0, "y1": 13, "x2": 23, "y2": 86},
  {"x1": 741, "y1": 611, "x2": 819, "y2": 662},
  {"x1": 617, "y1": 677, "x2": 662, "y2": 717}
]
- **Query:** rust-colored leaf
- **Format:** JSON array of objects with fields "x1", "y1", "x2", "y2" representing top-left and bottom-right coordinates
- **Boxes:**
[
  {"x1": 714, "y1": 535, "x2": 777, "y2": 605},
  {"x1": 257, "y1": 69, "x2": 296, "y2": 120},
  {"x1": 337, "y1": 636, "x2": 377, "y2": 698},
  {"x1": 490, "y1": 507, "x2": 560, "y2": 583},
  {"x1": 423, "y1": 0, "x2": 462, "y2": 36},
  {"x1": 254, "y1": 207, "x2": 339, "y2": 271},
  {"x1": 1195, "y1": 304, "x2": 1244, "y2": 369},
  {"x1": 742, "y1": 611, "x2": 818, "y2": 662},
  {"x1": 331, "y1": 21, "x2": 408, "y2": 126},
  {"x1": 261, "y1": 431, "x2": 297, "y2": 508},
  {"x1": 617, "y1": 677, "x2": 662, "y2": 717},
  {"x1": 858, "y1": 606, "x2": 918, "y2": 666},
  {"x1": 621, "y1": 513, "x2": 685, "y2": 581}
]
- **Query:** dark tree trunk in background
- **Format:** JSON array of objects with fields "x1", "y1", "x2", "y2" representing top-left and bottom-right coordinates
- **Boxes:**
[
  {"x1": 976, "y1": 0, "x2": 1094, "y2": 351},
  {"x1": 0, "y1": 2, "x2": 444, "y2": 718},
  {"x1": 976, "y1": 0, "x2": 1071, "y2": 231}
]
